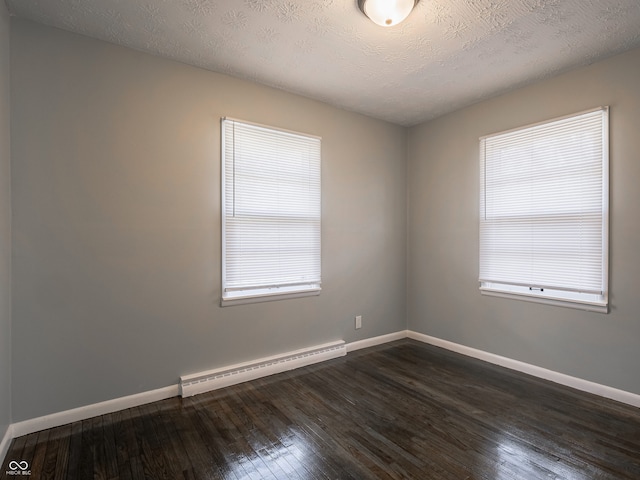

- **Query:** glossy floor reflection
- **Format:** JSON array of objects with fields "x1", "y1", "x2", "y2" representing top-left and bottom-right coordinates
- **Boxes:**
[{"x1": 4, "y1": 339, "x2": 640, "y2": 479}]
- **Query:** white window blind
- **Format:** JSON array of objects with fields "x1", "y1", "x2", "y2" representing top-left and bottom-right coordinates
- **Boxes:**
[
  {"x1": 479, "y1": 107, "x2": 608, "y2": 311},
  {"x1": 221, "y1": 118, "x2": 321, "y2": 304}
]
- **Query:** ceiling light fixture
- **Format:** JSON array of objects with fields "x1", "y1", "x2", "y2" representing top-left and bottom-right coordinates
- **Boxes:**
[{"x1": 358, "y1": 0, "x2": 418, "y2": 27}]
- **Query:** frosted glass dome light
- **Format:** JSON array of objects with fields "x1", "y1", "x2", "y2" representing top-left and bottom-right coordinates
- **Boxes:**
[{"x1": 358, "y1": 0, "x2": 418, "y2": 27}]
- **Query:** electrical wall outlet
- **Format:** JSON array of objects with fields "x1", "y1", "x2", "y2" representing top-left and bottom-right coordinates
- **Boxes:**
[{"x1": 355, "y1": 315, "x2": 362, "y2": 329}]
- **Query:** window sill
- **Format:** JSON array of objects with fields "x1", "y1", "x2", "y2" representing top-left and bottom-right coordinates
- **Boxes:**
[
  {"x1": 221, "y1": 287, "x2": 321, "y2": 307},
  {"x1": 480, "y1": 287, "x2": 608, "y2": 314}
]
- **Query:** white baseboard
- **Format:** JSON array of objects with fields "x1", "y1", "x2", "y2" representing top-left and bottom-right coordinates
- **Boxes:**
[
  {"x1": 346, "y1": 330, "x2": 407, "y2": 352},
  {"x1": 407, "y1": 330, "x2": 640, "y2": 408},
  {"x1": 6, "y1": 329, "x2": 639, "y2": 447},
  {"x1": 11, "y1": 384, "x2": 179, "y2": 438},
  {"x1": 0, "y1": 424, "x2": 13, "y2": 468}
]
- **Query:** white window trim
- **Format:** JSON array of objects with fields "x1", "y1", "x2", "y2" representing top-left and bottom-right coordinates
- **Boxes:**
[
  {"x1": 220, "y1": 117, "x2": 322, "y2": 307},
  {"x1": 221, "y1": 286, "x2": 321, "y2": 307},
  {"x1": 480, "y1": 284, "x2": 608, "y2": 313},
  {"x1": 479, "y1": 107, "x2": 609, "y2": 313}
]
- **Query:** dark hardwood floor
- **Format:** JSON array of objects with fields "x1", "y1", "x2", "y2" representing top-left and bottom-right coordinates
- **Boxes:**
[{"x1": 3, "y1": 339, "x2": 640, "y2": 479}]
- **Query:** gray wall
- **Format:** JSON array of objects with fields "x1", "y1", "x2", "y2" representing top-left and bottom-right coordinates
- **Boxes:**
[
  {"x1": 408, "y1": 47, "x2": 640, "y2": 395},
  {"x1": 0, "y1": 0, "x2": 12, "y2": 440},
  {"x1": 10, "y1": 20, "x2": 407, "y2": 422},
  {"x1": 9, "y1": 15, "x2": 640, "y2": 425}
]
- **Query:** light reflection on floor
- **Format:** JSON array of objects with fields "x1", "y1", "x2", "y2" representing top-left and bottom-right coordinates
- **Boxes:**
[
  {"x1": 220, "y1": 431, "x2": 313, "y2": 479},
  {"x1": 494, "y1": 436, "x2": 589, "y2": 480}
]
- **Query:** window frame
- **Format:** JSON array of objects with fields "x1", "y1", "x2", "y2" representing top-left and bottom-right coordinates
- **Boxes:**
[
  {"x1": 220, "y1": 117, "x2": 322, "y2": 307},
  {"x1": 478, "y1": 107, "x2": 609, "y2": 313}
]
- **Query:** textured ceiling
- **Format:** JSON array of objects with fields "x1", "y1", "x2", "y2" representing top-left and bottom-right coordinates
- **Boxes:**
[{"x1": 6, "y1": 0, "x2": 640, "y2": 126}]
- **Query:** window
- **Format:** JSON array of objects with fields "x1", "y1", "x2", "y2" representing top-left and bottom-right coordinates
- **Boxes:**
[
  {"x1": 479, "y1": 107, "x2": 608, "y2": 312},
  {"x1": 221, "y1": 118, "x2": 321, "y2": 305}
]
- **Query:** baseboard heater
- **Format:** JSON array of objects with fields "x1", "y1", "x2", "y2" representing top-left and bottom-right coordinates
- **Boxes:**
[{"x1": 179, "y1": 340, "x2": 346, "y2": 397}]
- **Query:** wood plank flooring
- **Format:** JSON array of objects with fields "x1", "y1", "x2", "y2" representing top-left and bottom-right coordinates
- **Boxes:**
[{"x1": 3, "y1": 339, "x2": 640, "y2": 479}]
